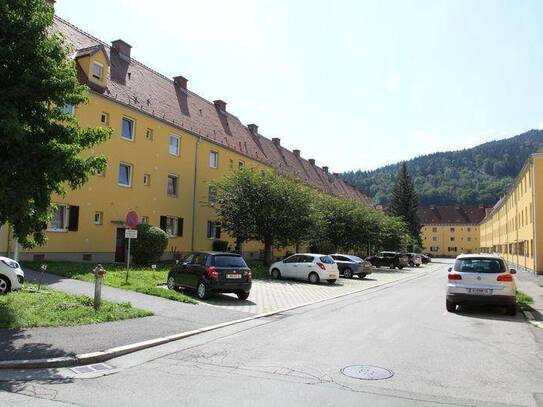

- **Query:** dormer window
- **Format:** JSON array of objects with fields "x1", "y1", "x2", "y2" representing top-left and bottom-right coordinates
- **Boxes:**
[{"x1": 92, "y1": 62, "x2": 104, "y2": 80}]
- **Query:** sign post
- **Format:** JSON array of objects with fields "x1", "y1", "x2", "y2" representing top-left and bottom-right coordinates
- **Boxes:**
[{"x1": 125, "y1": 211, "x2": 139, "y2": 284}]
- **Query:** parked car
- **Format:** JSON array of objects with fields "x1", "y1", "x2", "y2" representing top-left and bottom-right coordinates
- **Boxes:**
[
  {"x1": 421, "y1": 254, "x2": 431, "y2": 264},
  {"x1": 446, "y1": 254, "x2": 517, "y2": 315},
  {"x1": 406, "y1": 253, "x2": 422, "y2": 267},
  {"x1": 269, "y1": 254, "x2": 339, "y2": 284},
  {"x1": 365, "y1": 251, "x2": 409, "y2": 269},
  {"x1": 329, "y1": 254, "x2": 373, "y2": 279},
  {"x1": 167, "y1": 252, "x2": 252, "y2": 300},
  {"x1": 0, "y1": 256, "x2": 24, "y2": 295}
]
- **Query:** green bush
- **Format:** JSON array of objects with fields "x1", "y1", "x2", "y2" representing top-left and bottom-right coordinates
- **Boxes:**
[
  {"x1": 212, "y1": 240, "x2": 229, "y2": 252},
  {"x1": 131, "y1": 224, "x2": 168, "y2": 265}
]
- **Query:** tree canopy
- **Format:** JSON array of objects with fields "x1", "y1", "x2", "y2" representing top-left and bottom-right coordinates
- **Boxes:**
[{"x1": 390, "y1": 163, "x2": 421, "y2": 244}]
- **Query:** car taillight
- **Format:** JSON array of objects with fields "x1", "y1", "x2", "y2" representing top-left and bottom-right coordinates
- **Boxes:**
[
  {"x1": 497, "y1": 274, "x2": 513, "y2": 282},
  {"x1": 448, "y1": 273, "x2": 462, "y2": 280},
  {"x1": 316, "y1": 262, "x2": 326, "y2": 270},
  {"x1": 246, "y1": 270, "x2": 252, "y2": 279},
  {"x1": 206, "y1": 267, "x2": 219, "y2": 279}
]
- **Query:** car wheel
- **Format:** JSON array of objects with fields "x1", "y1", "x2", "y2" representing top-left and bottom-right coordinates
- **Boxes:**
[
  {"x1": 446, "y1": 300, "x2": 456, "y2": 312},
  {"x1": 398, "y1": 266, "x2": 404, "y2": 270},
  {"x1": 166, "y1": 275, "x2": 176, "y2": 290},
  {"x1": 327, "y1": 279, "x2": 336, "y2": 284},
  {"x1": 308, "y1": 272, "x2": 320, "y2": 284},
  {"x1": 196, "y1": 281, "x2": 210, "y2": 300},
  {"x1": 389, "y1": 263, "x2": 395, "y2": 269},
  {"x1": 343, "y1": 268, "x2": 353, "y2": 279},
  {"x1": 409, "y1": 261, "x2": 414, "y2": 267},
  {"x1": 236, "y1": 291, "x2": 250, "y2": 301},
  {"x1": 506, "y1": 305, "x2": 517, "y2": 316},
  {"x1": 416, "y1": 264, "x2": 420, "y2": 268},
  {"x1": 358, "y1": 273, "x2": 367, "y2": 279},
  {"x1": 271, "y1": 268, "x2": 281, "y2": 280},
  {"x1": 0, "y1": 276, "x2": 10, "y2": 295}
]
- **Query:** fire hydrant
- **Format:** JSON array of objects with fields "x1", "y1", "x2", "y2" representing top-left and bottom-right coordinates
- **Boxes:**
[{"x1": 93, "y1": 264, "x2": 106, "y2": 310}]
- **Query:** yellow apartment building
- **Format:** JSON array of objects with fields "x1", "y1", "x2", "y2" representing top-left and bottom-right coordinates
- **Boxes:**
[
  {"x1": 0, "y1": 14, "x2": 371, "y2": 263},
  {"x1": 419, "y1": 205, "x2": 487, "y2": 257},
  {"x1": 479, "y1": 151, "x2": 543, "y2": 275}
]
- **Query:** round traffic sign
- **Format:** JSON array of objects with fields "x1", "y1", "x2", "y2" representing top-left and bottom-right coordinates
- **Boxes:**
[{"x1": 126, "y1": 211, "x2": 139, "y2": 228}]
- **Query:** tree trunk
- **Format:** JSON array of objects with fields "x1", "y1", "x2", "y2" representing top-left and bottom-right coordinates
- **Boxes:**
[
  {"x1": 235, "y1": 237, "x2": 244, "y2": 255},
  {"x1": 264, "y1": 238, "x2": 273, "y2": 265},
  {"x1": 295, "y1": 242, "x2": 301, "y2": 253}
]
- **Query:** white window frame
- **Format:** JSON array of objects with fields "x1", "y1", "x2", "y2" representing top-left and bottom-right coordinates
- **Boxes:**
[
  {"x1": 121, "y1": 116, "x2": 135, "y2": 141},
  {"x1": 208, "y1": 185, "x2": 217, "y2": 205},
  {"x1": 169, "y1": 135, "x2": 180, "y2": 156},
  {"x1": 143, "y1": 173, "x2": 151, "y2": 186},
  {"x1": 94, "y1": 211, "x2": 103, "y2": 225},
  {"x1": 118, "y1": 162, "x2": 133, "y2": 187},
  {"x1": 209, "y1": 151, "x2": 219, "y2": 169},
  {"x1": 100, "y1": 112, "x2": 109, "y2": 125},
  {"x1": 166, "y1": 216, "x2": 178, "y2": 237},
  {"x1": 92, "y1": 61, "x2": 104, "y2": 80},
  {"x1": 47, "y1": 204, "x2": 68, "y2": 232},
  {"x1": 167, "y1": 174, "x2": 178, "y2": 197}
]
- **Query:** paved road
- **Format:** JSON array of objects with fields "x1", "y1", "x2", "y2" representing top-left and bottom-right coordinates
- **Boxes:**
[{"x1": 2, "y1": 261, "x2": 542, "y2": 406}]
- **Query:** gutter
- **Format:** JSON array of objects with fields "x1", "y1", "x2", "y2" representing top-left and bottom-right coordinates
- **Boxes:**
[{"x1": 191, "y1": 136, "x2": 202, "y2": 251}]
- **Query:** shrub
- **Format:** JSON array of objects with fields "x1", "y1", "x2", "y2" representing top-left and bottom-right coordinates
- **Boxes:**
[
  {"x1": 131, "y1": 224, "x2": 168, "y2": 265},
  {"x1": 212, "y1": 240, "x2": 229, "y2": 252}
]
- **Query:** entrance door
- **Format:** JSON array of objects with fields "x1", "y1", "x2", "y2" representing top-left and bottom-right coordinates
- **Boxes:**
[{"x1": 115, "y1": 228, "x2": 127, "y2": 263}]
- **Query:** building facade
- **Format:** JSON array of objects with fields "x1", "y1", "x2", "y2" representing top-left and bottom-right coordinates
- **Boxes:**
[
  {"x1": 0, "y1": 15, "x2": 371, "y2": 263},
  {"x1": 479, "y1": 152, "x2": 543, "y2": 274},
  {"x1": 419, "y1": 205, "x2": 487, "y2": 257}
]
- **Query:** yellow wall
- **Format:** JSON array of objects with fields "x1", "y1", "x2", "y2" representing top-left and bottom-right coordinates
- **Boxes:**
[{"x1": 421, "y1": 224, "x2": 480, "y2": 256}]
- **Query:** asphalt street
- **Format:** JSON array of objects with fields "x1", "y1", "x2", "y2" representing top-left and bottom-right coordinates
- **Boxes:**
[{"x1": 1, "y1": 261, "x2": 542, "y2": 406}]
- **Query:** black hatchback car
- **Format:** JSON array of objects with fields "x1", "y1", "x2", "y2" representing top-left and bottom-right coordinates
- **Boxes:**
[{"x1": 167, "y1": 252, "x2": 252, "y2": 300}]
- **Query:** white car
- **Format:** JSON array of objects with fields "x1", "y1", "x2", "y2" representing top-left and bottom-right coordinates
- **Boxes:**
[
  {"x1": 0, "y1": 256, "x2": 25, "y2": 295},
  {"x1": 446, "y1": 254, "x2": 517, "y2": 315},
  {"x1": 269, "y1": 253, "x2": 339, "y2": 284}
]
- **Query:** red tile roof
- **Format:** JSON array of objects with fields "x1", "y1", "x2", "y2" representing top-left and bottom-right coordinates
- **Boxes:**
[
  {"x1": 418, "y1": 205, "x2": 489, "y2": 225},
  {"x1": 54, "y1": 16, "x2": 372, "y2": 205}
]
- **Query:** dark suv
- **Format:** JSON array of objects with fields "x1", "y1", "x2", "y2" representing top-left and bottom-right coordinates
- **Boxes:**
[
  {"x1": 167, "y1": 252, "x2": 252, "y2": 300},
  {"x1": 365, "y1": 251, "x2": 409, "y2": 269}
]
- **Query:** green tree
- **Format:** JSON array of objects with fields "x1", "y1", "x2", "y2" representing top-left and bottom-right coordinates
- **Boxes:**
[
  {"x1": 131, "y1": 224, "x2": 168, "y2": 265},
  {"x1": 390, "y1": 163, "x2": 421, "y2": 244},
  {"x1": 0, "y1": 0, "x2": 112, "y2": 248},
  {"x1": 375, "y1": 215, "x2": 410, "y2": 252}
]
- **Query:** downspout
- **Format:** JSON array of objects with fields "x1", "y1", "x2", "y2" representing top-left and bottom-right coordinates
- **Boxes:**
[{"x1": 191, "y1": 136, "x2": 202, "y2": 252}]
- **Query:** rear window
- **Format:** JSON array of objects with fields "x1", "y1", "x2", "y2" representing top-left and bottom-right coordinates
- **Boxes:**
[
  {"x1": 213, "y1": 255, "x2": 248, "y2": 268},
  {"x1": 320, "y1": 256, "x2": 335, "y2": 264},
  {"x1": 453, "y1": 258, "x2": 505, "y2": 274}
]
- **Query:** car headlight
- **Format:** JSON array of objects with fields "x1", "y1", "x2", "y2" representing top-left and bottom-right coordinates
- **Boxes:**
[{"x1": 1, "y1": 259, "x2": 19, "y2": 269}]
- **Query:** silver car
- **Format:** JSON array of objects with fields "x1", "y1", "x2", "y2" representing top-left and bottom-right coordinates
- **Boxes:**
[
  {"x1": 330, "y1": 254, "x2": 373, "y2": 279},
  {"x1": 0, "y1": 256, "x2": 25, "y2": 295}
]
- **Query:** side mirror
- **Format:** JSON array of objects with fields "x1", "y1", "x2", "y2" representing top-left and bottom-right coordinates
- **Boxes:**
[
  {"x1": 448, "y1": 267, "x2": 452, "y2": 272},
  {"x1": 510, "y1": 269, "x2": 516, "y2": 275}
]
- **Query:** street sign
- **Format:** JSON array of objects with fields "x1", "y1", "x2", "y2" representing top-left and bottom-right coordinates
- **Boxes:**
[
  {"x1": 125, "y1": 229, "x2": 138, "y2": 239},
  {"x1": 125, "y1": 211, "x2": 139, "y2": 228}
]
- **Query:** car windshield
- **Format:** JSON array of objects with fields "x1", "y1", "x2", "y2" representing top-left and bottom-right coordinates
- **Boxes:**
[
  {"x1": 453, "y1": 258, "x2": 505, "y2": 273},
  {"x1": 213, "y1": 255, "x2": 248, "y2": 268},
  {"x1": 320, "y1": 256, "x2": 335, "y2": 264}
]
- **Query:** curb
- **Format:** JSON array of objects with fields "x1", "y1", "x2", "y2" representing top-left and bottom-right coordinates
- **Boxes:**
[
  {"x1": 0, "y1": 267, "x2": 435, "y2": 370},
  {"x1": 522, "y1": 310, "x2": 543, "y2": 329}
]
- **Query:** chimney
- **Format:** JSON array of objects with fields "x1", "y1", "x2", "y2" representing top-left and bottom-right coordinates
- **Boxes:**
[
  {"x1": 173, "y1": 76, "x2": 188, "y2": 91},
  {"x1": 323, "y1": 166, "x2": 329, "y2": 173},
  {"x1": 308, "y1": 159, "x2": 315, "y2": 165},
  {"x1": 272, "y1": 137, "x2": 280, "y2": 146},
  {"x1": 111, "y1": 39, "x2": 132, "y2": 62},
  {"x1": 248, "y1": 124, "x2": 258, "y2": 135},
  {"x1": 293, "y1": 149, "x2": 300, "y2": 157},
  {"x1": 214, "y1": 100, "x2": 227, "y2": 112}
]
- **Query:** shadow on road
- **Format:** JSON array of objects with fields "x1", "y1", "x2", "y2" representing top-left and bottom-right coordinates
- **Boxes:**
[{"x1": 455, "y1": 305, "x2": 524, "y2": 322}]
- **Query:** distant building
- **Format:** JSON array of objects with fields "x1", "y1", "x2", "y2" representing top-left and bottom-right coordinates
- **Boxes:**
[{"x1": 418, "y1": 205, "x2": 488, "y2": 256}]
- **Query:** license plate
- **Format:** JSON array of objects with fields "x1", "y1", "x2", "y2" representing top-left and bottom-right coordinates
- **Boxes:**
[
  {"x1": 329, "y1": 274, "x2": 335, "y2": 278},
  {"x1": 227, "y1": 274, "x2": 242, "y2": 279},
  {"x1": 467, "y1": 288, "x2": 492, "y2": 295}
]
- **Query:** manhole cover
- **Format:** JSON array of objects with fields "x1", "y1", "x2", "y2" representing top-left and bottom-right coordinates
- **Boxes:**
[{"x1": 341, "y1": 365, "x2": 394, "y2": 380}]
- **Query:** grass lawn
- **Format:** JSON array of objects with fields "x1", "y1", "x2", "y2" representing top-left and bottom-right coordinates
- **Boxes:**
[
  {"x1": 0, "y1": 283, "x2": 152, "y2": 329},
  {"x1": 21, "y1": 261, "x2": 196, "y2": 304},
  {"x1": 516, "y1": 290, "x2": 534, "y2": 311}
]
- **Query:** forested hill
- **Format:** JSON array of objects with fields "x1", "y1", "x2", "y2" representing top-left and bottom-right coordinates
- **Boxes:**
[{"x1": 342, "y1": 130, "x2": 543, "y2": 206}]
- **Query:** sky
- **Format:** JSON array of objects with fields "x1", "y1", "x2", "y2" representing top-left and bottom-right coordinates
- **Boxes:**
[{"x1": 55, "y1": 0, "x2": 543, "y2": 172}]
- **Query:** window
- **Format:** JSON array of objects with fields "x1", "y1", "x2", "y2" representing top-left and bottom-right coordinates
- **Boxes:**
[
  {"x1": 467, "y1": 227, "x2": 471, "y2": 232},
  {"x1": 448, "y1": 247, "x2": 458, "y2": 252},
  {"x1": 238, "y1": 160, "x2": 245, "y2": 169},
  {"x1": 450, "y1": 227, "x2": 455, "y2": 233},
  {"x1": 62, "y1": 104, "x2": 75, "y2": 115},
  {"x1": 207, "y1": 221, "x2": 221, "y2": 239},
  {"x1": 146, "y1": 128, "x2": 153, "y2": 140},
  {"x1": 92, "y1": 62, "x2": 103, "y2": 79},
  {"x1": 432, "y1": 237, "x2": 437, "y2": 242},
  {"x1": 453, "y1": 258, "x2": 505, "y2": 273},
  {"x1": 167, "y1": 174, "x2": 178, "y2": 197},
  {"x1": 212, "y1": 255, "x2": 248, "y2": 268},
  {"x1": 94, "y1": 211, "x2": 103, "y2": 225},
  {"x1": 432, "y1": 227, "x2": 437, "y2": 233},
  {"x1": 169, "y1": 135, "x2": 180, "y2": 156},
  {"x1": 141, "y1": 216, "x2": 149, "y2": 224},
  {"x1": 143, "y1": 174, "x2": 151, "y2": 186},
  {"x1": 450, "y1": 237, "x2": 455, "y2": 242},
  {"x1": 118, "y1": 162, "x2": 132, "y2": 187},
  {"x1": 467, "y1": 237, "x2": 471, "y2": 242},
  {"x1": 48, "y1": 205, "x2": 68, "y2": 231},
  {"x1": 209, "y1": 151, "x2": 218, "y2": 168},
  {"x1": 430, "y1": 247, "x2": 439, "y2": 252},
  {"x1": 165, "y1": 217, "x2": 178, "y2": 237},
  {"x1": 208, "y1": 185, "x2": 217, "y2": 205},
  {"x1": 100, "y1": 112, "x2": 109, "y2": 125},
  {"x1": 121, "y1": 117, "x2": 134, "y2": 141}
]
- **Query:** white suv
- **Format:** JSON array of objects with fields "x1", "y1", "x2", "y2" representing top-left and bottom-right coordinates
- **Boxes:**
[
  {"x1": 446, "y1": 254, "x2": 517, "y2": 315},
  {"x1": 0, "y1": 256, "x2": 25, "y2": 295}
]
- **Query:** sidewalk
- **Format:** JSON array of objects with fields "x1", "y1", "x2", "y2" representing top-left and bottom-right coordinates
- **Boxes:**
[
  {"x1": 0, "y1": 269, "x2": 249, "y2": 362},
  {"x1": 515, "y1": 270, "x2": 543, "y2": 321}
]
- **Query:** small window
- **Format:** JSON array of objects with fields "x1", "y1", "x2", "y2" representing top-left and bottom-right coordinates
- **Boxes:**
[
  {"x1": 143, "y1": 174, "x2": 151, "y2": 186},
  {"x1": 146, "y1": 128, "x2": 153, "y2": 140},
  {"x1": 118, "y1": 162, "x2": 132, "y2": 187},
  {"x1": 94, "y1": 211, "x2": 103, "y2": 225},
  {"x1": 97, "y1": 168, "x2": 106, "y2": 177},
  {"x1": 208, "y1": 185, "x2": 217, "y2": 205},
  {"x1": 100, "y1": 112, "x2": 109, "y2": 125},
  {"x1": 167, "y1": 174, "x2": 178, "y2": 197},
  {"x1": 169, "y1": 135, "x2": 180, "y2": 156},
  {"x1": 432, "y1": 227, "x2": 437, "y2": 233},
  {"x1": 48, "y1": 205, "x2": 68, "y2": 231},
  {"x1": 92, "y1": 62, "x2": 103, "y2": 79},
  {"x1": 450, "y1": 227, "x2": 455, "y2": 233},
  {"x1": 467, "y1": 227, "x2": 471, "y2": 232},
  {"x1": 121, "y1": 117, "x2": 135, "y2": 141},
  {"x1": 467, "y1": 237, "x2": 471, "y2": 242},
  {"x1": 209, "y1": 151, "x2": 219, "y2": 168},
  {"x1": 165, "y1": 216, "x2": 178, "y2": 237},
  {"x1": 141, "y1": 216, "x2": 149, "y2": 224},
  {"x1": 432, "y1": 236, "x2": 437, "y2": 242},
  {"x1": 62, "y1": 104, "x2": 75, "y2": 115},
  {"x1": 207, "y1": 221, "x2": 221, "y2": 239},
  {"x1": 450, "y1": 237, "x2": 455, "y2": 242},
  {"x1": 238, "y1": 160, "x2": 245, "y2": 169}
]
